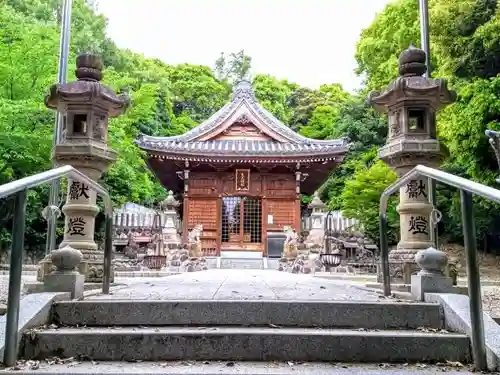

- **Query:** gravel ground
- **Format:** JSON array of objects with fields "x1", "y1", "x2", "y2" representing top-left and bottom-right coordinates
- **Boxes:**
[
  {"x1": 482, "y1": 285, "x2": 500, "y2": 318},
  {"x1": 0, "y1": 275, "x2": 36, "y2": 304}
]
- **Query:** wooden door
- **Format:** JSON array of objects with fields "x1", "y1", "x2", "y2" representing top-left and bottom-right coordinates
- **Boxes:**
[{"x1": 221, "y1": 196, "x2": 262, "y2": 251}]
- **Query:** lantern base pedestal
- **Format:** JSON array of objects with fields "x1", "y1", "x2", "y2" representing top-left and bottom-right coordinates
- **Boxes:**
[
  {"x1": 376, "y1": 260, "x2": 419, "y2": 285},
  {"x1": 37, "y1": 250, "x2": 114, "y2": 284},
  {"x1": 24, "y1": 280, "x2": 105, "y2": 295},
  {"x1": 44, "y1": 272, "x2": 85, "y2": 300},
  {"x1": 411, "y1": 273, "x2": 453, "y2": 301},
  {"x1": 375, "y1": 262, "x2": 458, "y2": 286},
  {"x1": 78, "y1": 257, "x2": 115, "y2": 284},
  {"x1": 36, "y1": 255, "x2": 57, "y2": 282},
  {"x1": 369, "y1": 262, "x2": 458, "y2": 293}
]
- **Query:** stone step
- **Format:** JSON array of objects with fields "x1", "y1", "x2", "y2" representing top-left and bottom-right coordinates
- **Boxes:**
[
  {"x1": 52, "y1": 300, "x2": 443, "y2": 329},
  {"x1": 204, "y1": 257, "x2": 219, "y2": 269},
  {"x1": 266, "y1": 258, "x2": 280, "y2": 269},
  {"x1": 21, "y1": 326, "x2": 471, "y2": 363},
  {"x1": 219, "y1": 258, "x2": 263, "y2": 269},
  {"x1": 2, "y1": 361, "x2": 476, "y2": 374},
  {"x1": 114, "y1": 271, "x2": 180, "y2": 277}
]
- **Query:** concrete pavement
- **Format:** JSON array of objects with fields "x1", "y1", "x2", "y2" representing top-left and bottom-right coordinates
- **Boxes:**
[
  {"x1": 4, "y1": 361, "x2": 477, "y2": 374},
  {"x1": 87, "y1": 269, "x2": 383, "y2": 301}
]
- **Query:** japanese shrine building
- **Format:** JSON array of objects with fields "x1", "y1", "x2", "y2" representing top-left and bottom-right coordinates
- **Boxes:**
[{"x1": 135, "y1": 80, "x2": 350, "y2": 256}]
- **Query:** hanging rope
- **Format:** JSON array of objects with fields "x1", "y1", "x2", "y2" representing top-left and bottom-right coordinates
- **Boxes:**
[
  {"x1": 42, "y1": 205, "x2": 61, "y2": 221},
  {"x1": 430, "y1": 208, "x2": 442, "y2": 227}
]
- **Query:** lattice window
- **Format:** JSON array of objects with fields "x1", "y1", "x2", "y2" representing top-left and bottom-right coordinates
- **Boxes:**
[
  {"x1": 221, "y1": 196, "x2": 262, "y2": 243},
  {"x1": 221, "y1": 197, "x2": 241, "y2": 242},
  {"x1": 243, "y1": 197, "x2": 261, "y2": 243}
]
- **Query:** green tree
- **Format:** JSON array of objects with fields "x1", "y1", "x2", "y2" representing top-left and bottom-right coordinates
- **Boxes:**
[
  {"x1": 214, "y1": 49, "x2": 252, "y2": 82},
  {"x1": 341, "y1": 159, "x2": 399, "y2": 243},
  {"x1": 319, "y1": 98, "x2": 387, "y2": 209}
]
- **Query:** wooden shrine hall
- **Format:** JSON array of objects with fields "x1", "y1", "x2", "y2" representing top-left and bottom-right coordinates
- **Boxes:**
[{"x1": 135, "y1": 80, "x2": 350, "y2": 256}]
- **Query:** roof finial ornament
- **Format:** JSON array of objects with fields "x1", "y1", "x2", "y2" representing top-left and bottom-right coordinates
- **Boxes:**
[
  {"x1": 232, "y1": 75, "x2": 256, "y2": 101},
  {"x1": 241, "y1": 69, "x2": 253, "y2": 83},
  {"x1": 398, "y1": 42, "x2": 427, "y2": 77}
]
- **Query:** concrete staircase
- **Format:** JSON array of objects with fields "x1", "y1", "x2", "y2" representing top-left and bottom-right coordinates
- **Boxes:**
[{"x1": 19, "y1": 300, "x2": 471, "y2": 366}]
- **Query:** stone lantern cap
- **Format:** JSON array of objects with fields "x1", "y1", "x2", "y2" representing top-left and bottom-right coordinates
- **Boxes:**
[
  {"x1": 161, "y1": 191, "x2": 179, "y2": 210},
  {"x1": 368, "y1": 44, "x2": 456, "y2": 112},
  {"x1": 308, "y1": 191, "x2": 326, "y2": 209},
  {"x1": 398, "y1": 43, "x2": 427, "y2": 77},
  {"x1": 45, "y1": 53, "x2": 130, "y2": 117}
]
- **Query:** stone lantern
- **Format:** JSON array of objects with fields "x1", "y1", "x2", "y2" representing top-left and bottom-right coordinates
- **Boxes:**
[
  {"x1": 306, "y1": 191, "x2": 326, "y2": 246},
  {"x1": 161, "y1": 191, "x2": 181, "y2": 248},
  {"x1": 38, "y1": 53, "x2": 129, "y2": 283},
  {"x1": 368, "y1": 44, "x2": 456, "y2": 283}
]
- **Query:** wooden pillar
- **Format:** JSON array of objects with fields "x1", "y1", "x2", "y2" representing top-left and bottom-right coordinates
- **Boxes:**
[
  {"x1": 181, "y1": 163, "x2": 190, "y2": 243},
  {"x1": 295, "y1": 170, "x2": 302, "y2": 232},
  {"x1": 295, "y1": 197, "x2": 301, "y2": 233},
  {"x1": 216, "y1": 196, "x2": 222, "y2": 255},
  {"x1": 262, "y1": 196, "x2": 268, "y2": 256},
  {"x1": 239, "y1": 198, "x2": 244, "y2": 248},
  {"x1": 182, "y1": 194, "x2": 189, "y2": 243}
]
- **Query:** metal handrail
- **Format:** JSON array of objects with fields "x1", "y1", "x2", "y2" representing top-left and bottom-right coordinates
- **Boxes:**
[
  {"x1": 379, "y1": 165, "x2": 500, "y2": 214},
  {"x1": 0, "y1": 166, "x2": 112, "y2": 214},
  {"x1": 379, "y1": 164, "x2": 492, "y2": 371},
  {"x1": 0, "y1": 165, "x2": 114, "y2": 366}
]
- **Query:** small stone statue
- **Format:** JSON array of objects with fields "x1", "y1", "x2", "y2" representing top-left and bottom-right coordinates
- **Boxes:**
[
  {"x1": 150, "y1": 228, "x2": 166, "y2": 256},
  {"x1": 123, "y1": 232, "x2": 139, "y2": 259},
  {"x1": 187, "y1": 224, "x2": 203, "y2": 258},
  {"x1": 282, "y1": 227, "x2": 298, "y2": 260}
]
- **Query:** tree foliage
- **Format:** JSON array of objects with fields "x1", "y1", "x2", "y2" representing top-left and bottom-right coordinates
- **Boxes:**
[{"x1": 1, "y1": 0, "x2": 500, "y2": 260}]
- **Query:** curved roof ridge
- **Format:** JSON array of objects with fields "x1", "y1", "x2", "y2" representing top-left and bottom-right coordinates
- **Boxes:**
[
  {"x1": 135, "y1": 80, "x2": 350, "y2": 147},
  {"x1": 135, "y1": 133, "x2": 351, "y2": 147},
  {"x1": 135, "y1": 137, "x2": 351, "y2": 158}
]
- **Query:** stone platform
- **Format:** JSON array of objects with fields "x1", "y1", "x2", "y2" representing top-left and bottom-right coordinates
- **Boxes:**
[{"x1": 86, "y1": 269, "x2": 381, "y2": 301}]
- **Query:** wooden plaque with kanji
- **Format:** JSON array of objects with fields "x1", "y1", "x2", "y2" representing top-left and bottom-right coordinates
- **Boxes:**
[{"x1": 235, "y1": 169, "x2": 250, "y2": 191}]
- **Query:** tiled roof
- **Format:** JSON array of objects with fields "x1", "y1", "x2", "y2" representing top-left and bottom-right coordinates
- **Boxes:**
[
  {"x1": 137, "y1": 138, "x2": 349, "y2": 158},
  {"x1": 158, "y1": 80, "x2": 318, "y2": 144},
  {"x1": 135, "y1": 80, "x2": 351, "y2": 158}
]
